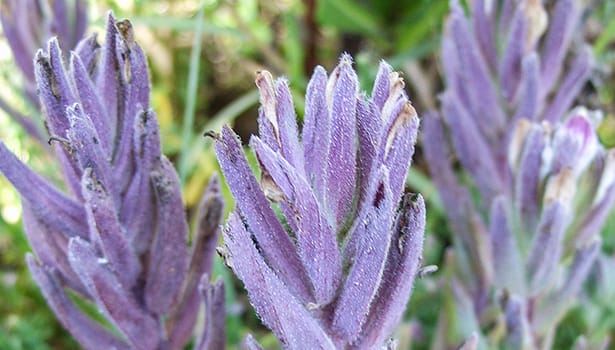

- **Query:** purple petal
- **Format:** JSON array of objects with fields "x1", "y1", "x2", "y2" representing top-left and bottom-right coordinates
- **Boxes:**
[
  {"x1": 121, "y1": 109, "x2": 160, "y2": 253},
  {"x1": 421, "y1": 112, "x2": 465, "y2": 225},
  {"x1": 168, "y1": 175, "x2": 224, "y2": 348},
  {"x1": 534, "y1": 240, "x2": 600, "y2": 334},
  {"x1": 550, "y1": 110, "x2": 599, "y2": 177},
  {"x1": 558, "y1": 240, "x2": 600, "y2": 300},
  {"x1": 36, "y1": 38, "x2": 75, "y2": 137},
  {"x1": 50, "y1": 0, "x2": 70, "y2": 50},
  {"x1": 542, "y1": 47, "x2": 592, "y2": 123},
  {"x1": 440, "y1": 92, "x2": 502, "y2": 202},
  {"x1": 68, "y1": 237, "x2": 162, "y2": 350},
  {"x1": 450, "y1": 278, "x2": 483, "y2": 344},
  {"x1": 302, "y1": 66, "x2": 330, "y2": 201},
  {"x1": 333, "y1": 167, "x2": 395, "y2": 343},
  {"x1": 81, "y1": 168, "x2": 141, "y2": 288},
  {"x1": 257, "y1": 107, "x2": 279, "y2": 154},
  {"x1": 194, "y1": 276, "x2": 226, "y2": 350},
  {"x1": 355, "y1": 193, "x2": 425, "y2": 348},
  {"x1": 489, "y1": 196, "x2": 524, "y2": 293},
  {"x1": 370, "y1": 60, "x2": 393, "y2": 111},
  {"x1": 0, "y1": 2, "x2": 36, "y2": 81},
  {"x1": 471, "y1": 0, "x2": 497, "y2": 71},
  {"x1": 22, "y1": 204, "x2": 88, "y2": 296},
  {"x1": 526, "y1": 201, "x2": 569, "y2": 295},
  {"x1": 145, "y1": 156, "x2": 188, "y2": 315},
  {"x1": 224, "y1": 213, "x2": 336, "y2": 350},
  {"x1": 377, "y1": 101, "x2": 419, "y2": 202},
  {"x1": 70, "y1": 53, "x2": 111, "y2": 153},
  {"x1": 74, "y1": 33, "x2": 101, "y2": 74},
  {"x1": 66, "y1": 103, "x2": 116, "y2": 199},
  {"x1": 95, "y1": 12, "x2": 120, "y2": 141},
  {"x1": 27, "y1": 255, "x2": 128, "y2": 350},
  {"x1": 325, "y1": 54, "x2": 358, "y2": 228},
  {"x1": 378, "y1": 69, "x2": 406, "y2": 124},
  {"x1": 422, "y1": 113, "x2": 490, "y2": 279},
  {"x1": 356, "y1": 97, "x2": 381, "y2": 203},
  {"x1": 501, "y1": 294, "x2": 532, "y2": 349},
  {"x1": 498, "y1": 7, "x2": 527, "y2": 102},
  {"x1": 513, "y1": 53, "x2": 540, "y2": 122},
  {"x1": 113, "y1": 19, "x2": 151, "y2": 190},
  {"x1": 34, "y1": 41, "x2": 82, "y2": 196},
  {"x1": 215, "y1": 125, "x2": 311, "y2": 302},
  {"x1": 73, "y1": 0, "x2": 89, "y2": 46},
  {"x1": 571, "y1": 181, "x2": 615, "y2": 247},
  {"x1": 252, "y1": 137, "x2": 341, "y2": 304},
  {"x1": 539, "y1": 0, "x2": 581, "y2": 94},
  {"x1": 514, "y1": 123, "x2": 546, "y2": 233},
  {"x1": 446, "y1": 3, "x2": 506, "y2": 139},
  {"x1": 275, "y1": 78, "x2": 304, "y2": 173}
]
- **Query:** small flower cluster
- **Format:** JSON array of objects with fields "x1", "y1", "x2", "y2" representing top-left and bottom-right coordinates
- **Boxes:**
[
  {"x1": 422, "y1": 0, "x2": 615, "y2": 347},
  {"x1": 0, "y1": 14, "x2": 225, "y2": 350},
  {"x1": 215, "y1": 55, "x2": 425, "y2": 349}
]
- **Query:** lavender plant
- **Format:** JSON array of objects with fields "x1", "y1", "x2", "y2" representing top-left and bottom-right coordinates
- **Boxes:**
[
  {"x1": 422, "y1": 0, "x2": 615, "y2": 347},
  {"x1": 0, "y1": 0, "x2": 88, "y2": 143},
  {"x1": 0, "y1": 14, "x2": 225, "y2": 350},
  {"x1": 214, "y1": 54, "x2": 425, "y2": 349}
]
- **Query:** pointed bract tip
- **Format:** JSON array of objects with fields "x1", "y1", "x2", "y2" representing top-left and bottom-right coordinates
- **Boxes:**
[
  {"x1": 106, "y1": 10, "x2": 116, "y2": 22},
  {"x1": 339, "y1": 52, "x2": 354, "y2": 66},
  {"x1": 255, "y1": 70, "x2": 274, "y2": 87},
  {"x1": 203, "y1": 130, "x2": 221, "y2": 141},
  {"x1": 544, "y1": 167, "x2": 576, "y2": 206}
]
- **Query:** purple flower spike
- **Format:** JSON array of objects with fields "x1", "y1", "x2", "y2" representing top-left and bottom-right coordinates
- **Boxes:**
[
  {"x1": 0, "y1": 14, "x2": 225, "y2": 349},
  {"x1": 425, "y1": 0, "x2": 610, "y2": 347},
  {"x1": 215, "y1": 55, "x2": 425, "y2": 348}
]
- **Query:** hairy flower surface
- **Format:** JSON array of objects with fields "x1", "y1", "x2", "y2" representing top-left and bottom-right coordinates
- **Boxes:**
[
  {"x1": 0, "y1": 0, "x2": 88, "y2": 143},
  {"x1": 215, "y1": 54, "x2": 425, "y2": 349},
  {"x1": 0, "y1": 14, "x2": 224, "y2": 350},
  {"x1": 422, "y1": 0, "x2": 614, "y2": 348}
]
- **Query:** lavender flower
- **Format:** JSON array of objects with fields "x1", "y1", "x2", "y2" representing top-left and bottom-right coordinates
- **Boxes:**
[
  {"x1": 0, "y1": 0, "x2": 88, "y2": 143},
  {"x1": 0, "y1": 14, "x2": 225, "y2": 349},
  {"x1": 214, "y1": 54, "x2": 425, "y2": 349},
  {"x1": 422, "y1": 0, "x2": 614, "y2": 347}
]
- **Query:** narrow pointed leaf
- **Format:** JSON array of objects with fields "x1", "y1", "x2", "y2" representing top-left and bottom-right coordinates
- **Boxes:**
[
  {"x1": 68, "y1": 237, "x2": 161, "y2": 350},
  {"x1": 145, "y1": 156, "x2": 188, "y2": 315},
  {"x1": 224, "y1": 213, "x2": 336, "y2": 350},
  {"x1": 215, "y1": 126, "x2": 311, "y2": 302},
  {"x1": 27, "y1": 255, "x2": 128, "y2": 350}
]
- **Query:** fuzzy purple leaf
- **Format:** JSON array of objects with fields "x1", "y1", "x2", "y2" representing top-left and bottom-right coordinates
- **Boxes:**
[
  {"x1": 145, "y1": 156, "x2": 189, "y2": 315},
  {"x1": 68, "y1": 237, "x2": 161, "y2": 350},
  {"x1": 27, "y1": 255, "x2": 128, "y2": 350},
  {"x1": 356, "y1": 193, "x2": 425, "y2": 348},
  {"x1": 194, "y1": 276, "x2": 226, "y2": 350},
  {"x1": 168, "y1": 175, "x2": 224, "y2": 348},
  {"x1": 215, "y1": 125, "x2": 312, "y2": 302},
  {"x1": 333, "y1": 168, "x2": 395, "y2": 343},
  {"x1": 325, "y1": 54, "x2": 359, "y2": 228},
  {"x1": 81, "y1": 168, "x2": 141, "y2": 288},
  {"x1": 252, "y1": 136, "x2": 341, "y2": 304},
  {"x1": 302, "y1": 66, "x2": 330, "y2": 200},
  {"x1": 224, "y1": 213, "x2": 336, "y2": 350}
]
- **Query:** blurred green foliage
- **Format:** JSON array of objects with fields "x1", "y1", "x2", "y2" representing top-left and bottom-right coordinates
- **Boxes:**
[{"x1": 1, "y1": 0, "x2": 615, "y2": 348}]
